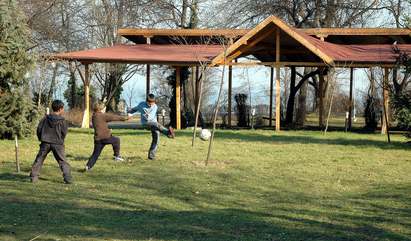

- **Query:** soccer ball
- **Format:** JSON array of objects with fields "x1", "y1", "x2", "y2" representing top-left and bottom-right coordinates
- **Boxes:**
[{"x1": 199, "y1": 129, "x2": 211, "y2": 141}]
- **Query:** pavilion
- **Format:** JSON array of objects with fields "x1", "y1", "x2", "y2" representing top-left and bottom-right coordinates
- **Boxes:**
[{"x1": 48, "y1": 15, "x2": 411, "y2": 132}]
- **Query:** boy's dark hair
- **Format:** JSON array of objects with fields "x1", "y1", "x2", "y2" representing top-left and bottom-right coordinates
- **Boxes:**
[
  {"x1": 146, "y1": 94, "x2": 156, "y2": 102},
  {"x1": 51, "y1": 100, "x2": 64, "y2": 112}
]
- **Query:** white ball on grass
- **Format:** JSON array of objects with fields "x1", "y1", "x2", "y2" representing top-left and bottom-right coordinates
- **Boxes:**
[{"x1": 198, "y1": 129, "x2": 211, "y2": 141}]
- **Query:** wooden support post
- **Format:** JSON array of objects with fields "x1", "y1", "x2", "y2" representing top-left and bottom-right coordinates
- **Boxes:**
[
  {"x1": 275, "y1": 27, "x2": 281, "y2": 131},
  {"x1": 319, "y1": 67, "x2": 324, "y2": 129},
  {"x1": 228, "y1": 65, "x2": 232, "y2": 128},
  {"x1": 81, "y1": 63, "x2": 90, "y2": 128},
  {"x1": 269, "y1": 67, "x2": 274, "y2": 127},
  {"x1": 146, "y1": 65, "x2": 150, "y2": 96},
  {"x1": 15, "y1": 135, "x2": 20, "y2": 173},
  {"x1": 382, "y1": 67, "x2": 389, "y2": 134},
  {"x1": 176, "y1": 66, "x2": 181, "y2": 130},
  {"x1": 276, "y1": 67, "x2": 280, "y2": 131},
  {"x1": 348, "y1": 68, "x2": 353, "y2": 130}
]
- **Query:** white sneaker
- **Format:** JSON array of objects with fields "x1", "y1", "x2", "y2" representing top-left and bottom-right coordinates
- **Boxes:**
[
  {"x1": 113, "y1": 156, "x2": 125, "y2": 161},
  {"x1": 84, "y1": 166, "x2": 90, "y2": 173}
]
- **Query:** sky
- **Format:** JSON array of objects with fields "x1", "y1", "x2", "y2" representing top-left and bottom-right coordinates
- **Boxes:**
[{"x1": 120, "y1": 64, "x2": 369, "y2": 114}]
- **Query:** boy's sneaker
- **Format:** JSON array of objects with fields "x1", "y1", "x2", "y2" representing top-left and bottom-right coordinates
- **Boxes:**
[
  {"x1": 168, "y1": 126, "x2": 175, "y2": 139},
  {"x1": 84, "y1": 166, "x2": 90, "y2": 173},
  {"x1": 113, "y1": 156, "x2": 125, "y2": 161},
  {"x1": 30, "y1": 177, "x2": 38, "y2": 183},
  {"x1": 65, "y1": 179, "x2": 73, "y2": 184}
]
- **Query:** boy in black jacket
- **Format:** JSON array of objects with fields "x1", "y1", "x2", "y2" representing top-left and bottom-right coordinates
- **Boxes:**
[{"x1": 29, "y1": 100, "x2": 73, "y2": 184}]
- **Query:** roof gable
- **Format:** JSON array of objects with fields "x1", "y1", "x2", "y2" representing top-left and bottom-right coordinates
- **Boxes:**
[{"x1": 210, "y1": 15, "x2": 336, "y2": 66}]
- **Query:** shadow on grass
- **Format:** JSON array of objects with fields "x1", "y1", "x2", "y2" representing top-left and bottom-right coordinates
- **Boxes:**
[
  {"x1": 69, "y1": 125, "x2": 409, "y2": 151},
  {"x1": 0, "y1": 173, "x2": 73, "y2": 185},
  {"x1": 173, "y1": 129, "x2": 409, "y2": 150},
  {"x1": 1, "y1": 167, "x2": 411, "y2": 240},
  {"x1": 1, "y1": 197, "x2": 409, "y2": 240}
]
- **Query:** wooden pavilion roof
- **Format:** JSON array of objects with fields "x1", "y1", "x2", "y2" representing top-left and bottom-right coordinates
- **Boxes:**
[
  {"x1": 206, "y1": 15, "x2": 411, "y2": 67},
  {"x1": 118, "y1": 27, "x2": 411, "y2": 45},
  {"x1": 49, "y1": 15, "x2": 411, "y2": 68}
]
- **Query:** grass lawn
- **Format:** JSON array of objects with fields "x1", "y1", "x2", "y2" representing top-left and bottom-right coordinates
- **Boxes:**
[{"x1": 0, "y1": 127, "x2": 410, "y2": 240}]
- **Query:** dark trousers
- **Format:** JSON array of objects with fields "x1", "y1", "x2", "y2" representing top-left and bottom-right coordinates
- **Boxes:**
[
  {"x1": 143, "y1": 122, "x2": 169, "y2": 159},
  {"x1": 86, "y1": 135, "x2": 120, "y2": 169},
  {"x1": 30, "y1": 142, "x2": 72, "y2": 182}
]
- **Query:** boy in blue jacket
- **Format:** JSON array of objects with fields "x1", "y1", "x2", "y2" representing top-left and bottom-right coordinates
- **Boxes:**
[{"x1": 128, "y1": 94, "x2": 175, "y2": 160}]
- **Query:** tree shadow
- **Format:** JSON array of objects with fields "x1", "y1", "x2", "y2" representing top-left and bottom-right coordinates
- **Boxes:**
[{"x1": 1, "y1": 165, "x2": 411, "y2": 240}]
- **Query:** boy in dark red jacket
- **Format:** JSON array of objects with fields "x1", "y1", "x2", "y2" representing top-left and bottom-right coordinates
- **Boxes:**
[
  {"x1": 84, "y1": 99, "x2": 131, "y2": 172},
  {"x1": 30, "y1": 100, "x2": 72, "y2": 184}
]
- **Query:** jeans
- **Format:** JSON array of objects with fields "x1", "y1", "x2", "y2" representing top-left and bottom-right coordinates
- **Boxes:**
[
  {"x1": 86, "y1": 135, "x2": 121, "y2": 168},
  {"x1": 143, "y1": 122, "x2": 169, "y2": 159},
  {"x1": 30, "y1": 142, "x2": 72, "y2": 182}
]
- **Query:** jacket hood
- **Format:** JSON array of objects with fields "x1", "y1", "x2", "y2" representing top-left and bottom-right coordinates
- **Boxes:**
[{"x1": 46, "y1": 114, "x2": 65, "y2": 128}]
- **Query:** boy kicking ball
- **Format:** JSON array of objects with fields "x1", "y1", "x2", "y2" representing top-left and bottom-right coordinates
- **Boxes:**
[{"x1": 128, "y1": 94, "x2": 175, "y2": 161}]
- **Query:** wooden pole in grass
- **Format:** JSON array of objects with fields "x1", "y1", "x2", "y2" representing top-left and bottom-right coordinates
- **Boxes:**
[{"x1": 15, "y1": 135, "x2": 20, "y2": 172}]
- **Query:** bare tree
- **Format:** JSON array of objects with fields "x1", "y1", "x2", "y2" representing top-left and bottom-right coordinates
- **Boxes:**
[
  {"x1": 208, "y1": 0, "x2": 382, "y2": 125},
  {"x1": 206, "y1": 36, "x2": 230, "y2": 165},
  {"x1": 82, "y1": 0, "x2": 148, "y2": 112}
]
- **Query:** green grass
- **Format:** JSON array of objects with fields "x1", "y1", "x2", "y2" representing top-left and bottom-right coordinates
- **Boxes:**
[{"x1": 1, "y1": 127, "x2": 411, "y2": 240}]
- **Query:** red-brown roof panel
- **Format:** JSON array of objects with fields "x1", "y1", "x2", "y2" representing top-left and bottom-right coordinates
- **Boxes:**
[
  {"x1": 283, "y1": 22, "x2": 411, "y2": 65},
  {"x1": 332, "y1": 44, "x2": 411, "y2": 63},
  {"x1": 48, "y1": 44, "x2": 224, "y2": 65}
]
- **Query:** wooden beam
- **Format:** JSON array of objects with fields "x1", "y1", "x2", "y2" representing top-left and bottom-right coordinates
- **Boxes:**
[
  {"x1": 176, "y1": 66, "x2": 181, "y2": 130},
  {"x1": 215, "y1": 61, "x2": 399, "y2": 68},
  {"x1": 301, "y1": 28, "x2": 411, "y2": 37},
  {"x1": 385, "y1": 68, "x2": 389, "y2": 129},
  {"x1": 228, "y1": 65, "x2": 232, "y2": 128},
  {"x1": 381, "y1": 67, "x2": 389, "y2": 134},
  {"x1": 146, "y1": 65, "x2": 150, "y2": 95},
  {"x1": 81, "y1": 63, "x2": 90, "y2": 128},
  {"x1": 319, "y1": 67, "x2": 324, "y2": 129},
  {"x1": 276, "y1": 66, "x2": 280, "y2": 131},
  {"x1": 119, "y1": 27, "x2": 411, "y2": 38},
  {"x1": 275, "y1": 27, "x2": 281, "y2": 131},
  {"x1": 348, "y1": 68, "x2": 353, "y2": 130},
  {"x1": 63, "y1": 58, "x2": 401, "y2": 68},
  {"x1": 269, "y1": 67, "x2": 274, "y2": 127},
  {"x1": 118, "y1": 29, "x2": 249, "y2": 37},
  {"x1": 225, "y1": 27, "x2": 277, "y2": 63}
]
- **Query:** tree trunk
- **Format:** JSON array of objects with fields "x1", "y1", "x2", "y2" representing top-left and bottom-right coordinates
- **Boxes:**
[
  {"x1": 285, "y1": 67, "x2": 323, "y2": 125},
  {"x1": 47, "y1": 63, "x2": 58, "y2": 106},
  {"x1": 70, "y1": 69, "x2": 76, "y2": 109},
  {"x1": 285, "y1": 67, "x2": 297, "y2": 124},
  {"x1": 296, "y1": 79, "x2": 307, "y2": 124}
]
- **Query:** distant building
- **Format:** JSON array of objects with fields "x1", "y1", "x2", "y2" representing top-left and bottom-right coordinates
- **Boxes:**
[{"x1": 118, "y1": 99, "x2": 126, "y2": 114}]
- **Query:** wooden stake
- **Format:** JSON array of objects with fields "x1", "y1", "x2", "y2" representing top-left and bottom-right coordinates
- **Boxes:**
[{"x1": 15, "y1": 135, "x2": 20, "y2": 173}]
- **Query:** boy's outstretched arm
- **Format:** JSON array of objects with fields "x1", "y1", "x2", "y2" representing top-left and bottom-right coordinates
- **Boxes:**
[{"x1": 128, "y1": 104, "x2": 140, "y2": 114}]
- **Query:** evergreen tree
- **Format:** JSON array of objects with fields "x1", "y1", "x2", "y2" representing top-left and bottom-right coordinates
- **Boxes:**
[
  {"x1": 63, "y1": 81, "x2": 97, "y2": 110},
  {"x1": 390, "y1": 0, "x2": 411, "y2": 142},
  {"x1": 0, "y1": 0, "x2": 40, "y2": 139}
]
